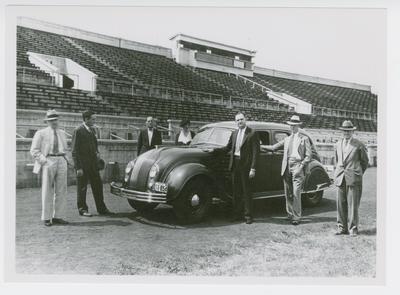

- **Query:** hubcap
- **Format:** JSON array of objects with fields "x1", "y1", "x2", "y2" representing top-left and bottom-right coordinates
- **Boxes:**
[{"x1": 191, "y1": 194, "x2": 200, "y2": 207}]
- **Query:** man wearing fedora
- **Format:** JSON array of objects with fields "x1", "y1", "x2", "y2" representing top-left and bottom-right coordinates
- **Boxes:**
[
  {"x1": 261, "y1": 115, "x2": 312, "y2": 225},
  {"x1": 30, "y1": 110, "x2": 69, "y2": 226},
  {"x1": 71, "y1": 110, "x2": 113, "y2": 217},
  {"x1": 334, "y1": 120, "x2": 369, "y2": 236}
]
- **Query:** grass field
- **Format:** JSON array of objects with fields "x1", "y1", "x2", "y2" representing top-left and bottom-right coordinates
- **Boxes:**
[{"x1": 15, "y1": 168, "x2": 377, "y2": 276}]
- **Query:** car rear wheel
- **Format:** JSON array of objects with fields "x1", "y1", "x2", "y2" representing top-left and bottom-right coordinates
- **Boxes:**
[
  {"x1": 127, "y1": 199, "x2": 158, "y2": 213},
  {"x1": 302, "y1": 191, "x2": 323, "y2": 207},
  {"x1": 173, "y1": 177, "x2": 212, "y2": 224}
]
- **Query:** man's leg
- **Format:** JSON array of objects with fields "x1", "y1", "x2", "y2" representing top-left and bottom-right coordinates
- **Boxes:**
[
  {"x1": 41, "y1": 160, "x2": 55, "y2": 221},
  {"x1": 336, "y1": 179, "x2": 349, "y2": 232},
  {"x1": 77, "y1": 169, "x2": 89, "y2": 214},
  {"x1": 88, "y1": 169, "x2": 107, "y2": 213},
  {"x1": 53, "y1": 157, "x2": 68, "y2": 219},
  {"x1": 348, "y1": 183, "x2": 362, "y2": 232},
  {"x1": 291, "y1": 163, "x2": 305, "y2": 222},
  {"x1": 241, "y1": 169, "x2": 252, "y2": 220},
  {"x1": 283, "y1": 165, "x2": 294, "y2": 218}
]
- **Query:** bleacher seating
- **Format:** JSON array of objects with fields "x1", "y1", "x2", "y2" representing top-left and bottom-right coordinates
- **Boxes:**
[
  {"x1": 252, "y1": 73, "x2": 377, "y2": 113},
  {"x1": 17, "y1": 82, "x2": 119, "y2": 114},
  {"x1": 16, "y1": 25, "x2": 377, "y2": 133}
]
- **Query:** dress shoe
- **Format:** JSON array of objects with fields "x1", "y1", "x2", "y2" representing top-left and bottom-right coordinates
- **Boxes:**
[
  {"x1": 349, "y1": 227, "x2": 358, "y2": 237},
  {"x1": 245, "y1": 218, "x2": 253, "y2": 224},
  {"x1": 44, "y1": 220, "x2": 52, "y2": 227},
  {"x1": 98, "y1": 209, "x2": 114, "y2": 216},
  {"x1": 335, "y1": 229, "x2": 349, "y2": 235},
  {"x1": 79, "y1": 211, "x2": 92, "y2": 217},
  {"x1": 291, "y1": 220, "x2": 300, "y2": 226},
  {"x1": 52, "y1": 218, "x2": 69, "y2": 225}
]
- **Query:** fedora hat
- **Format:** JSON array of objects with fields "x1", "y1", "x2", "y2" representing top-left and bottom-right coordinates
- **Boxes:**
[
  {"x1": 286, "y1": 115, "x2": 302, "y2": 125},
  {"x1": 44, "y1": 109, "x2": 59, "y2": 121},
  {"x1": 339, "y1": 120, "x2": 357, "y2": 130}
]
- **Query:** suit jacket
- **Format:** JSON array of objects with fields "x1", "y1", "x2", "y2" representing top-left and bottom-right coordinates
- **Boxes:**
[
  {"x1": 71, "y1": 124, "x2": 99, "y2": 171},
  {"x1": 334, "y1": 137, "x2": 369, "y2": 187},
  {"x1": 175, "y1": 130, "x2": 196, "y2": 145},
  {"x1": 30, "y1": 127, "x2": 69, "y2": 174},
  {"x1": 137, "y1": 128, "x2": 162, "y2": 156},
  {"x1": 222, "y1": 127, "x2": 259, "y2": 172},
  {"x1": 267, "y1": 132, "x2": 312, "y2": 176}
]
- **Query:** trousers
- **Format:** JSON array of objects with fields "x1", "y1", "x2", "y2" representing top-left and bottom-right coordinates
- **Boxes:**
[
  {"x1": 41, "y1": 156, "x2": 68, "y2": 220},
  {"x1": 283, "y1": 159, "x2": 305, "y2": 221},
  {"x1": 337, "y1": 178, "x2": 362, "y2": 231},
  {"x1": 231, "y1": 157, "x2": 253, "y2": 219},
  {"x1": 76, "y1": 166, "x2": 107, "y2": 214}
]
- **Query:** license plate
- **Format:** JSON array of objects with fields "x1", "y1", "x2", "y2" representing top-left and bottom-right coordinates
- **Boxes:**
[{"x1": 154, "y1": 182, "x2": 168, "y2": 193}]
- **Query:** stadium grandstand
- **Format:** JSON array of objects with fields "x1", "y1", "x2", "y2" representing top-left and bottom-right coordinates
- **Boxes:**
[{"x1": 16, "y1": 17, "x2": 377, "y2": 188}]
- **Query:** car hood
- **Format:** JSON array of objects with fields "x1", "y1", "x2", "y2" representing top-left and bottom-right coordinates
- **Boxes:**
[{"x1": 128, "y1": 146, "x2": 216, "y2": 190}]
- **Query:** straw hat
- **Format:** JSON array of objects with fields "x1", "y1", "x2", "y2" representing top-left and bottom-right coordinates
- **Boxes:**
[
  {"x1": 44, "y1": 109, "x2": 59, "y2": 121},
  {"x1": 286, "y1": 115, "x2": 302, "y2": 125},
  {"x1": 338, "y1": 120, "x2": 357, "y2": 131}
]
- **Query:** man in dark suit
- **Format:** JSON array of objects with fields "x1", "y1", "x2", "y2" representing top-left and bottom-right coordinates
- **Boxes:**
[
  {"x1": 334, "y1": 120, "x2": 369, "y2": 236},
  {"x1": 71, "y1": 110, "x2": 113, "y2": 217},
  {"x1": 137, "y1": 116, "x2": 162, "y2": 156},
  {"x1": 218, "y1": 112, "x2": 259, "y2": 224}
]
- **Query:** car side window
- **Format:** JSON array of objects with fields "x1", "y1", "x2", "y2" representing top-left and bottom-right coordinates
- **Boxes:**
[
  {"x1": 274, "y1": 131, "x2": 290, "y2": 145},
  {"x1": 256, "y1": 131, "x2": 270, "y2": 145}
]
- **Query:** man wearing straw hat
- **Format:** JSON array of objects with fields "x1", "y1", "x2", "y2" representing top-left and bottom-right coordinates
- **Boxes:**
[
  {"x1": 261, "y1": 115, "x2": 312, "y2": 225},
  {"x1": 334, "y1": 120, "x2": 369, "y2": 236},
  {"x1": 30, "y1": 110, "x2": 69, "y2": 227}
]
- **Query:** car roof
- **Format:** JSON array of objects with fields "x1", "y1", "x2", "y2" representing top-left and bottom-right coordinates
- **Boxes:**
[{"x1": 201, "y1": 121, "x2": 291, "y2": 131}]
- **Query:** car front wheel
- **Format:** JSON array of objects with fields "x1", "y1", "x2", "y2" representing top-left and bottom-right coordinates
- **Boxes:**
[{"x1": 173, "y1": 177, "x2": 212, "y2": 224}]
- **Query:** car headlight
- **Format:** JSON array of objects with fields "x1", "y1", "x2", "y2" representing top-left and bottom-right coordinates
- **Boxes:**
[
  {"x1": 148, "y1": 164, "x2": 160, "y2": 189},
  {"x1": 124, "y1": 159, "x2": 137, "y2": 182},
  {"x1": 149, "y1": 164, "x2": 159, "y2": 179}
]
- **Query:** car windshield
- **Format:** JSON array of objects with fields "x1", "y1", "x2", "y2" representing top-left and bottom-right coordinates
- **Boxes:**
[{"x1": 190, "y1": 127, "x2": 232, "y2": 147}]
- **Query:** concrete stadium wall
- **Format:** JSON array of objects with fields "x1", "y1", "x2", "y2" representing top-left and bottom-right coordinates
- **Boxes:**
[{"x1": 16, "y1": 138, "x2": 175, "y2": 189}]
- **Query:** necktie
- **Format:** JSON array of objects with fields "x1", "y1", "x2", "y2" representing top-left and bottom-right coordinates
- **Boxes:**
[
  {"x1": 288, "y1": 135, "x2": 294, "y2": 156},
  {"x1": 236, "y1": 129, "x2": 243, "y2": 153},
  {"x1": 52, "y1": 129, "x2": 59, "y2": 154}
]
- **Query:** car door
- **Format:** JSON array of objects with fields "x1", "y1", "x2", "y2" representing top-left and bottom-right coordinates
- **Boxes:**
[
  {"x1": 253, "y1": 130, "x2": 272, "y2": 193},
  {"x1": 268, "y1": 130, "x2": 290, "y2": 191}
]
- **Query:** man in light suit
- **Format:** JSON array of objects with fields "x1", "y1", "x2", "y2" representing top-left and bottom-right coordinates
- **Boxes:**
[
  {"x1": 137, "y1": 116, "x2": 162, "y2": 156},
  {"x1": 30, "y1": 110, "x2": 69, "y2": 226},
  {"x1": 261, "y1": 115, "x2": 312, "y2": 225},
  {"x1": 217, "y1": 112, "x2": 259, "y2": 224},
  {"x1": 334, "y1": 120, "x2": 369, "y2": 236}
]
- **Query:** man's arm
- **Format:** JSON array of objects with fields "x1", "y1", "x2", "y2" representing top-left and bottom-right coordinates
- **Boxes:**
[
  {"x1": 30, "y1": 130, "x2": 46, "y2": 164},
  {"x1": 359, "y1": 143, "x2": 369, "y2": 173},
  {"x1": 260, "y1": 139, "x2": 284, "y2": 152},
  {"x1": 301, "y1": 137, "x2": 312, "y2": 166},
  {"x1": 71, "y1": 128, "x2": 82, "y2": 170},
  {"x1": 250, "y1": 131, "x2": 259, "y2": 171}
]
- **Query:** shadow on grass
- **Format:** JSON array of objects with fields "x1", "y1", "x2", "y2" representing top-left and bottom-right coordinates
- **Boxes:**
[
  {"x1": 359, "y1": 228, "x2": 377, "y2": 236},
  {"x1": 122, "y1": 196, "x2": 337, "y2": 229},
  {"x1": 67, "y1": 219, "x2": 133, "y2": 227}
]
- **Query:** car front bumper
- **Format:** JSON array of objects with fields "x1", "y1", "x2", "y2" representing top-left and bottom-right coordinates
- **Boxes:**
[{"x1": 110, "y1": 182, "x2": 167, "y2": 204}]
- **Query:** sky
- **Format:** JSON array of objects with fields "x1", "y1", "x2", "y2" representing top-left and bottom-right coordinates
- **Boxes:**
[{"x1": 12, "y1": 6, "x2": 386, "y2": 95}]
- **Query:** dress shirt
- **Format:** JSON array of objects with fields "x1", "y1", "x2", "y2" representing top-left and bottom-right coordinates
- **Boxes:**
[
  {"x1": 148, "y1": 128, "x2": 154, "y2": 146},
  {"x1": 50, "y1": 128, "x2": 64, "y2": 154},
  {"x1": 289, "y1": 132, "x2": 301, "y2": 160},
  {"x1": 178, "y1": 130, "x2": 192, "y2": 144},
  {"x1": 234, "y1": 127, "x2": 246, "y2": 157}
]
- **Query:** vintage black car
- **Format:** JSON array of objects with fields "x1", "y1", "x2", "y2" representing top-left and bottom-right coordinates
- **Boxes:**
[{"x1": 110, "y1": 121, "x2": 331, "y2": 223}]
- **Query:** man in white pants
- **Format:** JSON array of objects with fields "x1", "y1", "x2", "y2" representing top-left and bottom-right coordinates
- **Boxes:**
[{"x1": 30, "y1": 110, "x2": 69, "y2": 226}]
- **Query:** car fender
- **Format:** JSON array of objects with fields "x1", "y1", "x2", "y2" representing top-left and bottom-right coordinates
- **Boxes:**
[
  {"x1": 165, "y1": 163, "x2": 215, "y2": 200},
  {"x1": 304, "y1": 160, "x2": 331, "y2": 192}
]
